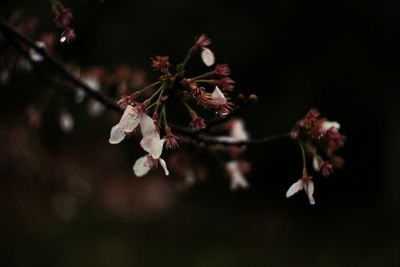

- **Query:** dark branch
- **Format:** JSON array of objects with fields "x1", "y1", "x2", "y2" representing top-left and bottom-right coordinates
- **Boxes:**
[
  {"x1": 0, "y1": 18, "x2": 291, "y2": 146},
  {"x1": 190, "y1": 132, "x2": 291, "y2": 146},
  {"x1": 0, "y1": 18, "x2": 122, "y2": 113}
]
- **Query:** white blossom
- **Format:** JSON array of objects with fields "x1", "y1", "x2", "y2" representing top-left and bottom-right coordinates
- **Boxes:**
[
  {"x1": 83, "y1": 76, "x2": 101, "y2": 91},
  {"x1": 75, "y1": 88, "x2": 85, "y2": 103},
  {"x1": 312, "y1": 155, "x2": 322, "y2": 171},
  {"x1": 87, "y1": 100, "x2": 105, "y2": 117},
  {"x1": 201, "y1": 47, "x2": 215, "y2": 67},
  {"x1": 226, "y1": 161, "x2": 249, "y2": 191},
  {"x1": 59, "y1": 111, "x2": 74, "y2": 133},
  {"x1": 75, "y1": 76, "x2": 101, "y2": 103},
  {"x1": 109, "y1": 105, "x2": 143, "y2": 144},
  {"x1": 211, "y1": 86, "x2": 227, "y2": 106},
  {"x1": 230, "y1": 119, "x2": 249, "y2": 141},
  {"x1": 286, "y1": 179, "x2": 315, "y2": 205},
  {"x1": 29, "y1": 41, "x2": 45, "y2": 62},
  {"x1": 133, "y1": 112, "x2": 169, "y2": 177},
  {"x1": 213, "y1": 119, "x2": 249, "y2": 144},
  {"x1": 133, "y1": 155, "x2": 169, "y2": 177},
  {"x1": 321, "y1": 121, "x2": 340, "y2": 132}
]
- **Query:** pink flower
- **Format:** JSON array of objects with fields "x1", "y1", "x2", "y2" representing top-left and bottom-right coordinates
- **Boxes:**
[
  {"x1": 216, "y1": 77, "x2": 235, "y2": 91},
  {"x1": 190, "y1": 116, "x2": 206, "y2": 130},
  {"x1": 164, "y1": 127, "x2": 179, "y2": 150},
  {"x1": 321, "y1": 162, "x2": 333, "y2": 176},
  {"x1": 151, "y1": 56, "x2": 171, "y2": 73},
  {"x1": 196, "y1": 34, "x2": 211, "y2": 48},
  {"x1": 214, "y1": 64, "x2": 231, "y2": 76},
  {"x1": 55, "y1": 8, "x2": 73, "y2": 29},
  {"x1": 191, "y1": 86, "x2": 210, "y2": 107}
]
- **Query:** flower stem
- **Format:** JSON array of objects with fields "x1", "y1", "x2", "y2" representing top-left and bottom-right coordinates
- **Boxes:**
[
  {"x1": 182, "y1": 46, "x2": 195, "y2": 68},
  {"x1": 161, "y1": 105, "x2": 168, "y2": 127},
  {"x1": 134, "y1": 81, "x2": 160, "y2": 95},
  {"x1": 190, "y1": 71, "x2": 214, "y2": 81},
  {"x1": 298, "y1": 141, "x2": 307, "y2": 171}
]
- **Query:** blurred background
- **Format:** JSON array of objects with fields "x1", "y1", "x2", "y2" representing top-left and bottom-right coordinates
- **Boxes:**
[{"x1": 1, "y1": 0, "x2": 400, "y2": 266}]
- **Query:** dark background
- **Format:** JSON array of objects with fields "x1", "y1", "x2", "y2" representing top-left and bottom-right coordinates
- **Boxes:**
[{"x1": 1, "y1": 0, "x2": 399, "y2": 266}]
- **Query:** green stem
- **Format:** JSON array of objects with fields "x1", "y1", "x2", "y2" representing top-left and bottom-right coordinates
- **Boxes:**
[
  {"x1": 182, "y1": 100, "x2": 194, "y2": 114},
  {"x1": 182, "y1": 46, "x2": 195, "y2": 68},
  {"x1": 146, "y1": 84, "x2": 164, "y2": 103},
  {"x1": 298, "y1": 141, "x2": 307, "y2": 171},
  {"x1": 195, "y1": 79, "x2": 215, "y2": 84},
  {"x1": 161, "y1": 105, "x2": 168, "y2": 127},
  {"x1": 190, "y1": 71, "x2": 214, "y2": 81},
  {"x1": 136, "y1": 81, "x2": 160, "y2": 94},
  {"x1": 153, "y1": 85, "x2": 166, "y2": 115}
]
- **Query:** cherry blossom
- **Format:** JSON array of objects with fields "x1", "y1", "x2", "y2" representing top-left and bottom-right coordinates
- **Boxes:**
[
  {"x1": 133, "y1": 114, "x2": 169, "y2": 177},
  {"x1": 226, "y1": 161, "x2": 249, "y2": 191},
  {"x1": 230, "y1": 119, "x2": 249, "y2": 141},
  {"x1": 201, "y1": 48, "x2": 215, "y2": 67},
  {"x1": 59, "y1": 111, "x2": 74, "y2": 133},
  {"x1": 109, "y1": 105, "x2": 144, "y2": 144},
  {"x1": 133, "y1": 155, "x2": 169, "y2": 177},
  {"x1": 321, "y1": 120, "x2": 340, "y2": 133},
  {"x1": 211, "y1": 86, "x2": 232, "y2": 117},
  {"x1": 286, "y1": 174, "x2": 315, "y2": 205},
  {"x1": 29, "y1": 41, "x2": 45, "y2": 62},
  {"x1": 312, "y1": 155, "x2": 322, "y2": 171}
]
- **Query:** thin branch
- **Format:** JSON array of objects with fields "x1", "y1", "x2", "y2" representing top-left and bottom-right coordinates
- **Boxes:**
[
  {"x1": 0, "y1": 18, "x2": 291, "y2": 147},
  {"x1": 189, "y1": 132, "x2": 291, "y2": 146},
  {"x1": 0, "y1": 18, "x2": 122, "y2": 113}
]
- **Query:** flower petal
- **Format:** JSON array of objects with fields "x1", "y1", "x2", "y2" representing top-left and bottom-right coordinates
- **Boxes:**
[
  {"x1": 230, "y1": 119, "x2": 249, "y2": 141},
  {"x1": 120, "y1": 105, "x2": 141, "y2": 133},
  {"x1": 286, "y1": 180, "x2": 304, "y2": 198},
  {"x1": 201, "y1": 47, "x2": 215, "y2": 67},
  {"x1": 140, "y1": 136, "x2": 165, "y2": 159},
  {"x1": 59, "y1": 112, "x2": 74, "y2": 133},
  {"x1": 140, "y1": 113, "x2": 158, "y2": 138},
  {"x1": 30, "y1": 41, "x2": 45, "y2": 62},
  {"x1": 158, "y1": 158, "x2": 169, "y2": 176},
  {"x1": 226, "y1": 161, "x2": 249, "y2": 191},
  {"x1": 211, "y1": 86, "x2": 226, "y2": 105},
  {"x1": 109, "y1": 124, "x2": 125, "y2": 144},
  {"x1": 83, "y1": 76, "x2": 100, "y2": 91},
  {"x1": 75, "y1": 88, "x2": 85, "y2": 103},
  {"x1": 321, "y1": 121, "x2": 340, "y2": 132},
  {"x1": 88, "y1": 100, "x2": 105, "y2": 117},
  {"x1": 133, "y1": 155, "x2": 153, "y2": 177},
  {"x1": 312, "y1": 156, "x2": 321, "y2": 171},
  {"x1": 305, "y1": 180, "x2": 315, "y2": 205}
]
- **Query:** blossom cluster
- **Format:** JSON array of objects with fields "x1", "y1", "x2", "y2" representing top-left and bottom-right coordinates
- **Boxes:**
[
  {"x1": 108, "y1": 34, "x2": 255, "y2": 190},
  {"x1": 286, "y1": 109, "x2": 346, "y2": 204}
]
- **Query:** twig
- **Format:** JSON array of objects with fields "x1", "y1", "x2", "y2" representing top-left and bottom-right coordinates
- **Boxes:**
[
  {"x1": 0, "y1": 18, "x2": 122, "y2": 113},
  {"x1": 0, "y1": 18, "x2": 291, "y2": 147}
]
